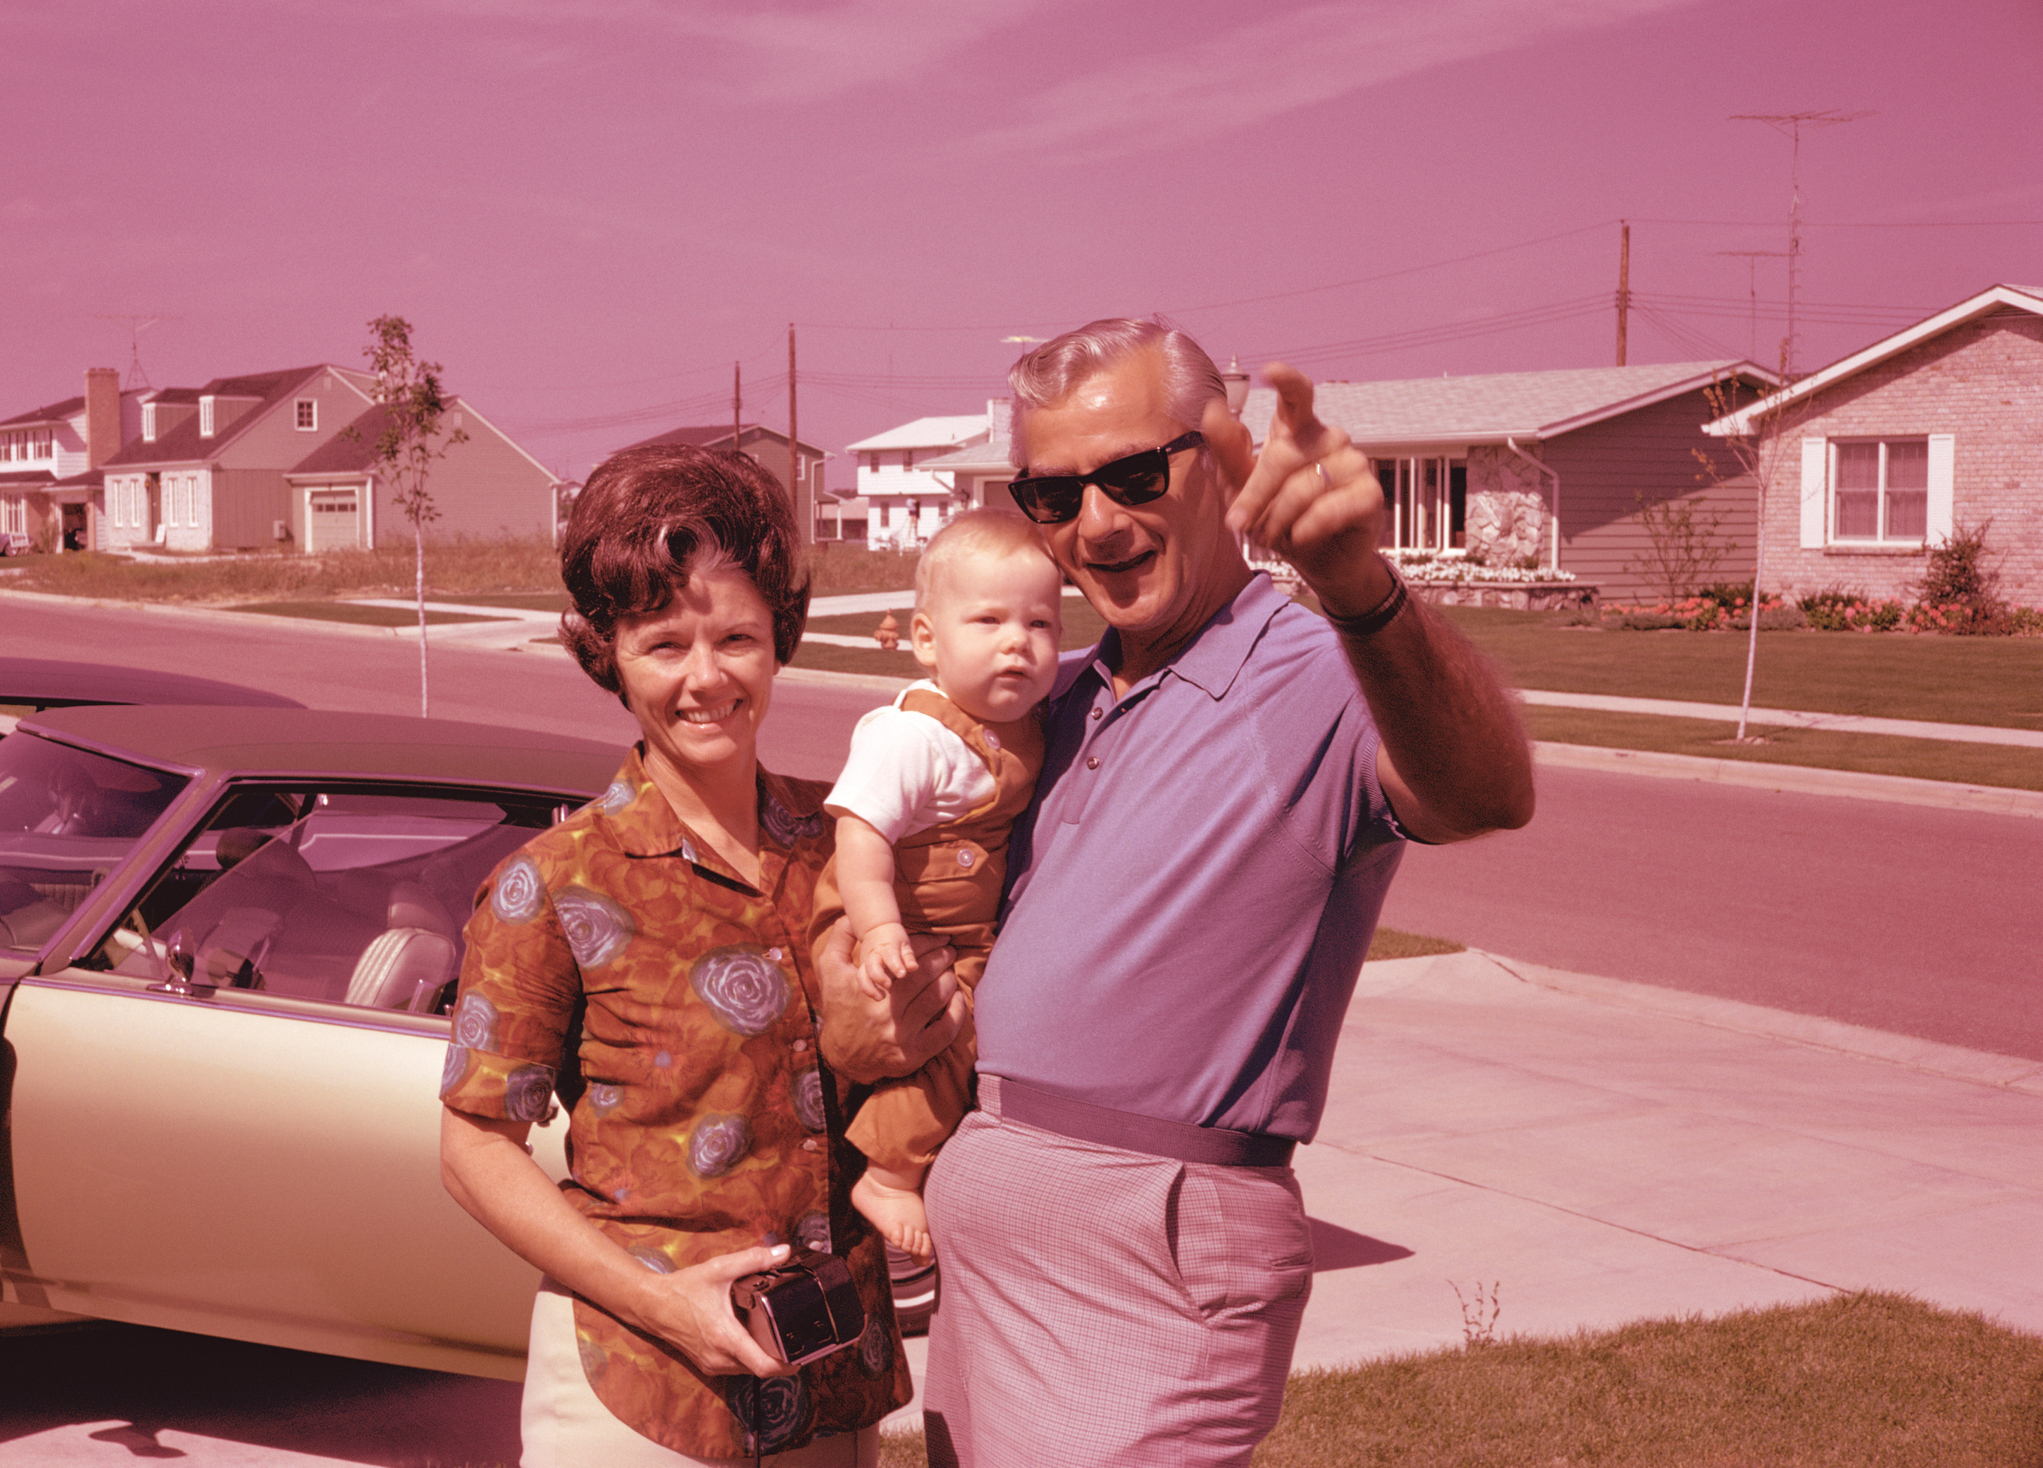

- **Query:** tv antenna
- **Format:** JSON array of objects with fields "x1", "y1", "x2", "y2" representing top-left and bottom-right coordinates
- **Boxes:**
[
  {"x1": 92, "y1": 314, "x2": 181, "y2": 389},
  {"x1": 1730, "y1": 110, "x2": 1869, "y2": 376},
  {"x1": 1714, "y1": 250, "x2": 1788, "y2": 361}
]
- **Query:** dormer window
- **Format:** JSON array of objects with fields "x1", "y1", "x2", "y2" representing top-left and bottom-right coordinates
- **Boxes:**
[
  {"x1": 143, "y1": 402, "x2": 158, "y2": 442},
  {"x1": 295, "y1": 399, "x2": 318, "y2": 431},
  {"x1": 199, "y1": 397, "x2": 216, "y2": 437}
]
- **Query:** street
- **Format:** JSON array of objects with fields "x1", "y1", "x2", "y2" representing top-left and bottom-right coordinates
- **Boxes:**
[{"x1": 6, "y1": 594, "x2": 2035, "y2": 1059}]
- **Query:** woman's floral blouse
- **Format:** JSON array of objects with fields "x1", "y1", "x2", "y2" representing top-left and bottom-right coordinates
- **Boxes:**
[{"x1": 441, "y1": 746, "x2": 910, "y2": 1459}]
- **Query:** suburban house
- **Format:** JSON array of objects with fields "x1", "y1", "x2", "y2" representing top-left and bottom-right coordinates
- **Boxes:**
[
  {"x1": 916, "y1": 405, "x2": 1017, "y2": 522},
  {"x1": 0, "y1": 369, "x2": 145, "y2": 552},
  {"x1": 620, "y1": 423, "x2": 831, "y2": 542},
  {"x1": 93, "y1": 365, "x2": 559, "y2": 553},
  {"x1": 1705, "y1": 283, "x2": 2043, "y2": 606},
  {"x1": 1239, "y1": 360, "x2": 1782, "y2": 601},
  {"x1": 846, "y1": 407, "x2": 1000, "y2": 549},
  {"x1": 286, "y1": 398, "x2": 564, "y2": 552}
]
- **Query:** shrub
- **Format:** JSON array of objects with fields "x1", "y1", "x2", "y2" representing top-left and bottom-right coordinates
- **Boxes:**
[
  {"x1": 1627, "y1": 492, "x2": 1737, "y2": 600},
  {"x1": 1695, "y1": 580, "x2": 1756, "y2": 611},
  {"x1": 1913, "y1": 518, "x2": 2002, "y2": 608}
]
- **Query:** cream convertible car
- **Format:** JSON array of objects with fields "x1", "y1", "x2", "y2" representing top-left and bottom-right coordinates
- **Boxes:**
[{"x1": 0, "y1": 704, "x2": 618, "y2": 1378}]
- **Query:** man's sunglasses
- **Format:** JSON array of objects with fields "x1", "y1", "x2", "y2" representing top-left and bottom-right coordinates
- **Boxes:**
[{"x1": 1006, "y1": 431, "x2": 1204, "y2": 525}]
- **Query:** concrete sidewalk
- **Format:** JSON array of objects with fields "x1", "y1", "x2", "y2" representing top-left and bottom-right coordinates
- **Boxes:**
[
  {"x1": 9, "y1": 947, "x2": 2038, "y2": 1461},
  {"x1": 879, "y1": 947, "x2": 2043, "y2": 1429}
]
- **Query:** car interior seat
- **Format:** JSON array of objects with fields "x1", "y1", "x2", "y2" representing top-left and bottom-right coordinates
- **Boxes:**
[{"x1": 343, "y1": 880, "x2": 459, "y2": 1011}]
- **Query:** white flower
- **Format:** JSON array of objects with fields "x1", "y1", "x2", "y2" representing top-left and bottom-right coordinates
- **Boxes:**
[
  {"x1": 491, "y1": 856, "x2": 545, "y2": 924},
  {"x1": 553, "y1": 887, "x2": 636, "y2": 969},
  {"x1": 690, "y1": 947, "x2": 789, "y2": 1037}
]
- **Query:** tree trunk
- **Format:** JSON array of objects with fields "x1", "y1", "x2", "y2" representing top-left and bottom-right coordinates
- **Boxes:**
[{"x1": 412, "y1": 520, "x2": 429, "y2": 718}]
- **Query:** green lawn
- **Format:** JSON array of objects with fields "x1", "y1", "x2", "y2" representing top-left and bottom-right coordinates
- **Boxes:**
[
  {"x1": 1440, "y1": 607, "x2": 2043, "y2": 732},
  {"x1": 881, "y1": 1294, "x2": 2043, "y2": 1467},
  {"x1": 225, "y1": 600, "x2": 505, "y2": 627},
  {"x1": 1526, "y1": 706, "x2": 2043, "y2": 792}
]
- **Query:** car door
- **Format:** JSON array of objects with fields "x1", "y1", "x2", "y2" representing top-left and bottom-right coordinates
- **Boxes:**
[{"x1": 3, "y1": 776, "x2": 576, "y2": 1379}]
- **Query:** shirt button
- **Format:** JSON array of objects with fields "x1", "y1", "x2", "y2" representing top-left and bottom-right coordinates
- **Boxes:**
[
  {"x1": 1090, "y1": 706, "x2": 1102, "y2": 720},
  {"x1": 792, "y1": 1038, "x2": 808, "y2": 1053},
  {"x1": 802, "y1": 1139, "x2": 820, "y2": 1152},
  {"x1": 1086, "y1": 755, "x2": 1100, "y2": 770}
]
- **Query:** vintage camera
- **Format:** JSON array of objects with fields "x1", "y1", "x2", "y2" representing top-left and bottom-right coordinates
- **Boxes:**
[{"x1": 730, "y1": 1248, "x2": 867, "y2": 1367}]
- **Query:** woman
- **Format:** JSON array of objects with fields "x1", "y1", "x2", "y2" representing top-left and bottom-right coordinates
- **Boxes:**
[{"x1": 440, "y1": 444, "x2": 907, "y2": 1466}]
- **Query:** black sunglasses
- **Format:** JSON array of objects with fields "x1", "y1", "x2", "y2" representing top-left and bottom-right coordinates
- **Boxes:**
[{"x1": 1006, "y1": 431, "x2": 1204, "y2": 525}]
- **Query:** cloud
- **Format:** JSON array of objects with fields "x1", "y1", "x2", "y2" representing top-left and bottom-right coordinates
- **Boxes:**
[{"x1": 958, "y1": 0, "x2": 1704, "y2": 164}]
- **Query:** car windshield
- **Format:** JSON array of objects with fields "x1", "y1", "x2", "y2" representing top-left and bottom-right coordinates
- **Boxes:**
[{"x1": 0, "y1": 732, "x2": 188, "y2": 954}]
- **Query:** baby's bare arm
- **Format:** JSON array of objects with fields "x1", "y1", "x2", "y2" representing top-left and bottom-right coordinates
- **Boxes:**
[{"x1": 835, "y1": 814, "x2": 904, "y2": 938}]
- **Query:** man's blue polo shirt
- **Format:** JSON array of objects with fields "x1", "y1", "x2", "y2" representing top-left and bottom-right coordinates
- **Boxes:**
[{"x1": 976, "y1": 573, "x2": 1405, "y2": 1145}]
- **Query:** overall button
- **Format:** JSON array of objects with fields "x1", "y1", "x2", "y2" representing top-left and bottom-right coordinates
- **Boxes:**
[
  {"x1": 792, "y1": 1038, "x2": 809, "y2": 1053},
  {"x1": 801, "y1": 1139, "x2": 821, "y2": 1152}
]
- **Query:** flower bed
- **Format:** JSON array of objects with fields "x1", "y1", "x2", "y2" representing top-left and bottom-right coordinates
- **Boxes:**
[{"x1": 1593, "y1": 587, "x2": 2043, "y2": 636}]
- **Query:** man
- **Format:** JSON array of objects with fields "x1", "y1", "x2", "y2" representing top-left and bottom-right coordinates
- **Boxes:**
[{"x1": 823, "y1": 319, "x2": 1534, "y2": 1466}]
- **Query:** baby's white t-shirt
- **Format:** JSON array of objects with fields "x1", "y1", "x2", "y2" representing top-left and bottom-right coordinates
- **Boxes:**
[{"x1": 824, "y1": 681, "x2": 995, "y2": 844}]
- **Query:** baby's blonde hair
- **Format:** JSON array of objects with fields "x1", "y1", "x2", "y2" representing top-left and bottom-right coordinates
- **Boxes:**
[{"x1": 913, "y1": 508, "x2": 1057, "y2": 612}]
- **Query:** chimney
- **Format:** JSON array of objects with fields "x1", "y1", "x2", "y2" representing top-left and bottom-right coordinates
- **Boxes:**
[{"x1": 85, "y1": 368, "x2": 121, "y2": 467}]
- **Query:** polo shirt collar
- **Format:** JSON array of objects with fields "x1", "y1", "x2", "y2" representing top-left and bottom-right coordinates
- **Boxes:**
[
  {"x1": 598, "y1": 745, "x2": 827, "y2": 861},
  {"x1": 1066, "y1": 572, "x2": 1286, "y2": 705}
]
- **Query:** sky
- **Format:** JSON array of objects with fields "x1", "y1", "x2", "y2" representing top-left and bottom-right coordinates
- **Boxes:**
[{"x1": 5, "y1": 0, "x2": 2041, "y2": 489}]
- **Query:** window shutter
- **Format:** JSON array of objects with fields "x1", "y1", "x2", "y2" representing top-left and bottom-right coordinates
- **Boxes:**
[
  {"x1": 1799, "y1": 438, "x2": 1827, "y2": 548},
  {"x1": 1926, "y1": 434, "x2": 1955, "y2": 542}
]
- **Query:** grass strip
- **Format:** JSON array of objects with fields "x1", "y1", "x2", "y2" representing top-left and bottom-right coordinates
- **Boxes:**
[
  {"x1": 881, "y1": 1294, "x2": 2043, "y2": 1467},
  {"x1": 1366, "y1": 928, "x2": 1465, "y2": 961},
  {"x1": 1527, "y1": 706, "x2": 2043, "y2": 792},
  {"x1": 225, "y1": 600, "x2": 505, "y2": 628},
  {"x1": 805, "y1": 599, "x2": 1109, "y2": 654},
  {"x1": 440, "y1": 591, "x2": 568, "y2": 612},
  {"x1": 1440, "y1": 607, "x2": 2043, "y2": 732}
]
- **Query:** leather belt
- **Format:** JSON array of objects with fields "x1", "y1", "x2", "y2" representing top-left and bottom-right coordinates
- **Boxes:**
[{"x1": 990, "y1": 1076, "x2": 1296, "y2": 1169}]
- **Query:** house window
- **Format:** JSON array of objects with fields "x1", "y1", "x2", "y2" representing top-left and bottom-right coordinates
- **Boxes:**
[
  {"x1": 901, "y1": 450, "x2": 915, "y2": 471},
  {"x1": 31, "y1": 428, "x2": 53, "y2": 459},
  {"x1": 864, "y1": 453, "x2": 878, "y2": 472},
  {"x1": 200, "y1": 398, "x2": 216, "y2": 437},
  {"x1": 142, "y1": 403, "x2": 158, "y2": 442},
  {"x1": 1834, "y1": 439, "x2": 1927, "y2": 542},
  {"x1": 295, "y1": 399, "x2": 318, "y2": 431}
]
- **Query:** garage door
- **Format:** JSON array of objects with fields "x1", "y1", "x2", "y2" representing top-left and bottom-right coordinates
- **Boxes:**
[{"x1": 307, "y1": 489, "x2": 361, "y2": 553}]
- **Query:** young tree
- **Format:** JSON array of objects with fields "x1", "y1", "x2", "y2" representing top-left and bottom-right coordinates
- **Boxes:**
[
  {"x1": 351, "y1": 315, "x2": 467, "y2": 717},
  {"x1": 1695, "y1": 359, "x2": 1799, "y2": 742}
]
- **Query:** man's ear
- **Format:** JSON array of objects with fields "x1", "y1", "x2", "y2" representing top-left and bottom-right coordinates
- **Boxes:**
[
  {"x1": 1200, "y1": 397, "x2": 1255, "y2": 498},
  {"x1": 909, "y1": 611, "x2": 939, "y2": 674}
]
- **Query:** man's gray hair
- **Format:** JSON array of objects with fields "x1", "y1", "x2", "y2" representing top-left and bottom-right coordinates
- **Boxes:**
[{"x1": 1006, "y1": 318, "x2": 1226, "y2": 469}]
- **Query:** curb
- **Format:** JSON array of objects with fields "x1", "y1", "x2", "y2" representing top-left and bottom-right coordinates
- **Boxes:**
[
  {"x1": 1533, "y1": 741, "x2": 2043, "y2": 819},
  {"x1": 1473, "y1": 949, "x2": 2043, "y2": 1096}
]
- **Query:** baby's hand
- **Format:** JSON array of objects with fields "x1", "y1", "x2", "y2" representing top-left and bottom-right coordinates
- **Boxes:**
[{"x1": 854, "y1": 924, "x2": 915, "y2": 999}]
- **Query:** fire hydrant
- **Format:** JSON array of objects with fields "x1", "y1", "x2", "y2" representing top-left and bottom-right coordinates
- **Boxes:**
[{"x1": 873, "y1": 611, "x2": 900, "y2": 651}]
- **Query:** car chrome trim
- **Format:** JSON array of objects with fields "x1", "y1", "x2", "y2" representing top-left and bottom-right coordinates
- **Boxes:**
[{"x1": 15, "y1": 972, "x2": 455, "y2": 1042}]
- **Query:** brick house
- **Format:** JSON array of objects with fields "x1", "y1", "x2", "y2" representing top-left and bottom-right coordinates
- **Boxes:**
[
  {"x1": 1240, "y1": 361, "x2": 1781, "y2": 601},
  {"x1": 1705, "y1": 284, "x2": 2043, "y2": 605}
]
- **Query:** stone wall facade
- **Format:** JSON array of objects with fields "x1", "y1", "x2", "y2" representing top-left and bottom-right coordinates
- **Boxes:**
[
  {"x1": 1752, "y1": 308, "x2": 2043, "y2": 605},
  {"x1": 1463, "y1": 443, "x2": 1552, "y2": 567}
]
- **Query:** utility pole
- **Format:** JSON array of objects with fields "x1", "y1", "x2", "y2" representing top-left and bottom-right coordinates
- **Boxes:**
[
  {"x1": 1731, "y1": 109, "x2": 1869, "y2": 377},
  {"x1": 1615, "y1": 222, "x2": 1630, "y2": 366},
  {"x1": 787, "y1": 324, "x2": 801, "y2": 539},
  {"x1": 1715, "y1": 250, "x2": 1788, "y2": 361},
  {"x1": 732, "y1": 361, "x2": 742, "y2": 455}
]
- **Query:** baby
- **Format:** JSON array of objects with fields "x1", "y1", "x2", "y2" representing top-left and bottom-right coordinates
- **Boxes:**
[{"x1": 819, "y1": 508, "x2": 1062, "y2": 1259}]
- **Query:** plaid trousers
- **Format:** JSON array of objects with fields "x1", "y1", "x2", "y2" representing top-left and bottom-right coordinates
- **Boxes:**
[{"x1": 921, "y1": 1077, "x2": 1313, "y2": 1467}]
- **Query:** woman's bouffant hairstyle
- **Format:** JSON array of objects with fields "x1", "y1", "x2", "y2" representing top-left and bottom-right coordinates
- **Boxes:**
[{"x1": 559, "y1": 444, "x2": 810, "y2": 699}]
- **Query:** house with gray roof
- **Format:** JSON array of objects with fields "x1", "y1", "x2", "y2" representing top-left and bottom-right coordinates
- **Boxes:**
[
  {"x1": 0, "y1": 369, "x2": 144, "y2": 552},
  {"x1": 1240, "y1": 360, "x2": 1782, "y2": 601},
  {"x1": 619, "y1": 422, "x2": 830, "y2": 543},
  {"x1": 847, "y1": 408, "x2": 1000, "y2": 549}
]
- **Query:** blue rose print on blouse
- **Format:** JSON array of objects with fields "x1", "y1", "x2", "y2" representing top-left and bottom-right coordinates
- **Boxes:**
[
  {"x1": 553, "y1": 886, "x2": 636, "y2": 969},
  {"x1": 759, "y1": 795, "x2": 824, "y2": 848},
  {"x1": 599, "y1": 779, "x2": 635, "y2": 814},
  {"x1": 490, "y1": 856, "x2": 545, "y2": 924},
  {"x1": 795, "y1": 1211, "x2": 832, "y2": 1255},
  {"x1": 689, "y1": 947, "x2": 788, "y2": 1037},
  {"x1": 628, "y1": 1244, "x2": 676, "y2": 1275},
  {"x1": 452, "y1": 992, "x2": 499, "y2": 1052},
  {"x1": 792, "y1": 1068, "x2": 826, "y2": 1133},
  {"x1": 687, "y1": 1113, "x2": 753, "y2": 1178},
  {"x1": 505, "y1": 1064, "x2": 555, "y2": 1123},
  {"x1": 586, "y1": 1082, "x2": 624, "y2": 1117},
  {"x1": 857, "y1": 1315, "x2": 893, "y2": 1378},
  {"x1": 727, "y1": 1375, "x2": 810, "y2": 1456},
  {"x1": 439, "y1": 1045, "x2": 471, "y2": 1097}
]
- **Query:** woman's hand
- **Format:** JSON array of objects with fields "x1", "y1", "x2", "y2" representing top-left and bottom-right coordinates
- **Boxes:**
[
  {"x1": 625, "y1": 1242, "x2": 801, "y2": 1379},
  {"x1": 816, "y1": 916, "x2": 967, "y2": 1084}
]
